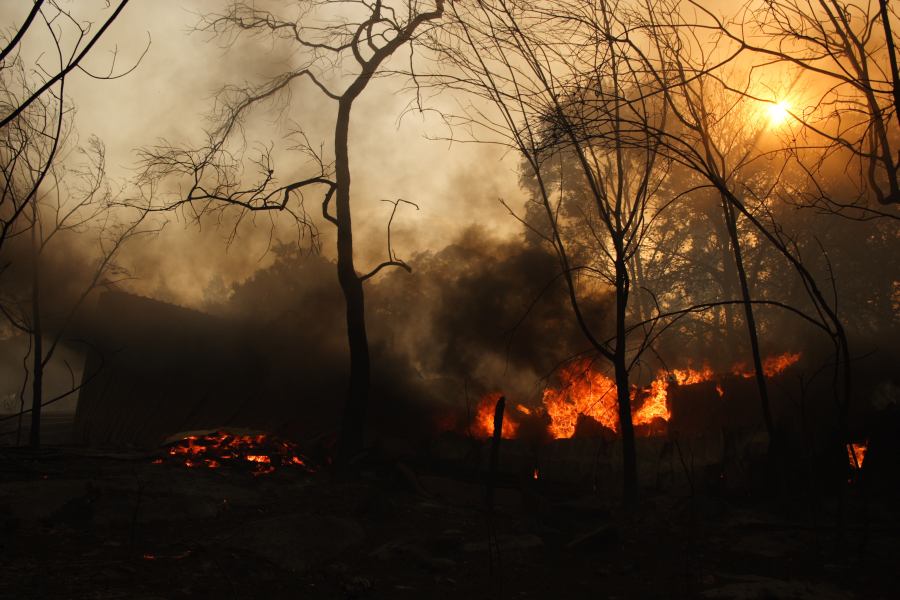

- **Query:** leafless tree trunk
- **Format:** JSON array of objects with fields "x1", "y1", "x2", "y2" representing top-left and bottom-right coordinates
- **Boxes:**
[
  {"x1": 1, "y1": 0, "x2": 143, "y2": 262},
  {"x1": 634, "y1": 0, "x2": 855, "y2": 456},
  {"x1": 429, "y1": 0, "x2": 673, "y2": 504},
  {"x1": 138, "y1": 1, "x2": 444, "y2": 463},
  {"x1": 28, "y1": 204, "x2": 42, "y2": 447},
  {"x1": 720, "y1": 193, "x2": 775, "y2": 441},
  {"x1": 2, "y1": 133, "x2": 154, "y2": 448}
]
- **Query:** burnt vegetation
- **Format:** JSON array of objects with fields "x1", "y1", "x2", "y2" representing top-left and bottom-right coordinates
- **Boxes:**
[{"x1": 0, "y1": 1, "x2": 898, "y2": 598}]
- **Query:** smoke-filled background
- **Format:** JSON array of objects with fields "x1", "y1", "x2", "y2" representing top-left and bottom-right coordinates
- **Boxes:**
[
  {"x1": 0, "y1": 0, "x2": 897, "y2": 445},
  {"x1": 0, "y1": 0, "x2": 524, "y2": 420}
]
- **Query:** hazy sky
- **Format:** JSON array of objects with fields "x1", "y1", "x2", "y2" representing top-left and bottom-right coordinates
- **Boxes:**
[{"x1": 5, "y1": 1, "x2": 524, "y2": 307}]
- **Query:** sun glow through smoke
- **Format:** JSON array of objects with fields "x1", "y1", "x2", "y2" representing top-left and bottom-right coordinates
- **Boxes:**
[{"x1": 767, "y1": 100, "x2": 791, "y2": 126}]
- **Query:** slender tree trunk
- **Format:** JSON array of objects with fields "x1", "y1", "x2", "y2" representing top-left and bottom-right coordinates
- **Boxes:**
[
  {"x1": 29, "y1": 221, "x2": 43, "y2": 448},
  {"x1": 334, "y1": 98, "x2": 370, "y2": 465},
  {"x1": 614, "y1": 254, "x2": 638, "y2": 505},
  {"x1": 880, "y1": 0, "x2": 900, "y2": 129},
  {"x1": 710, "y1": 207, "x2": 739, "y2": 349},
  {"x1": 325, "y1": 3, "x2": 444, "y2": 465},
  {"x1": 720, "y1": 195, "x2": 775, "y2": 443},
  {"x1": 629, "y1": 254, "x2": 647, "y2": 324}
]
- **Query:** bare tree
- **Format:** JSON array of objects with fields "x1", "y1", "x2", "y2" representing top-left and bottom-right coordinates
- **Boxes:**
[
  {"x1": 139, "y1": 0, "x2": 445, "y2": 463},
  {"x1": 429, "y1": 0, "x2": 674, "y2": 504},
  {"x1": 698, "y1": 0, "x2": 900, "y2": 218},
  {"x1": 0, "y1": 136, "x2": 154, "y2": 447},
  {"x1": 635, "y1": 0, "x2": 855, "y2": 456},
  {"x1": 0, "y1": 0, "x2": 143, "y2": 262}
]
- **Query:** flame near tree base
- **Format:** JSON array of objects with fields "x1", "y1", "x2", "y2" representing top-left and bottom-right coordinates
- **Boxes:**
[{"x1": 469, "y1": 352, "x2": 801, "y2": 439}]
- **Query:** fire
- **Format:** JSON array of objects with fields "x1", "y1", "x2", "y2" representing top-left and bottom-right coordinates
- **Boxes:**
[
  {"x1": 160, "y1": 431, "x2": 311, "y2": 476},
  {"x1": 762, "y1": 352, "x2": 801, "y2": 377},
  {"x1": 632, "y1": 377, "x2": 672, "y2": 425},
  {"x1": 542, "y1": 361, "x2": 716, "y2": 438},
  {"x1": 671, "y1": 365, "x2": 714, "y2": 385},
  {"x1": 542, "y1": 360, "x2": 619, "y2": 437},
  {"x1": 471, "y1": 392, "x2": 519, "y2": 438},
  {"x1": 733, "y1": 352, "x2": 801, "y2": 378},
  {"x1": 467, "y1": 352, "x2": 801, "y2": 440},
  {"x1": 847, "y1": 441, "x2": 867, "y2": 469}
]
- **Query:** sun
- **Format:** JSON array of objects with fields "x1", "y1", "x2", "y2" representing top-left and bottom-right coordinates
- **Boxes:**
[{"x1": 767, "y1": 100, "x2": 791, "y2": 126}]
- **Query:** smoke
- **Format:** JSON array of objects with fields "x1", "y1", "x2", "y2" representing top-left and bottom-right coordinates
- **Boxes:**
[
  {"x1": 133, "y1": 225, "x2": 608, "y2": 438},
  {"x1": 368, "y1": 226, "x2": 608, "y2": 401}
]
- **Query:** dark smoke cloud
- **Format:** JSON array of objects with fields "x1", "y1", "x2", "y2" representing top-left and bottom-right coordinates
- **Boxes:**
[
  {"x1": 62, "y1": 225, "x2": 603, "y2": 442},
  {"x1": 368, "y1": 226, "x2": 610, "y2": 404}
]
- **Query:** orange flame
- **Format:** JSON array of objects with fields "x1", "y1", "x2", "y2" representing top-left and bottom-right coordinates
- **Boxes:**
[
  {"x1": 632, "y1": 377, "x2": 672, "y2": 425},
  {"x1": 847, "y1": 442, "x2": 867, "y2": 469},
  {"x1": 467, "y1": 353, "x2": 801, "y2": 440},
  {"x1": 671, "y1": 365, "x2": 715, "y2": 385},
  {"x1": 471, "y1": 392, "x2": 519, "y2": 438},
  {"x1": 542, "y1": 361, "x2": 619, "y2": 437},
  {"x1": 733, "y1": 352, "x2": 801, "y2": 378},
  {"x1": 762, "y1": 352, "x2": 802, "y2": 377}
]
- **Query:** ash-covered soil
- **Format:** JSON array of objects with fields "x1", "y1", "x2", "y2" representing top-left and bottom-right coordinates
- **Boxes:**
[{"x1": 0, "y1": 445, "x2": 895, "y2": 599}]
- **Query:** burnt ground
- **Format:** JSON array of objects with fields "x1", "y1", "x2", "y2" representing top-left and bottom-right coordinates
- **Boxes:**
[{"x1": 0, "y1": 444, "x2": 896, "y2": 600}]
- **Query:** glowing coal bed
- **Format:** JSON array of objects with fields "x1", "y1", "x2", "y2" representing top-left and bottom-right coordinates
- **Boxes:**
[{"x1": 154, "y1": 430, "x2": 313, "y2": 476}]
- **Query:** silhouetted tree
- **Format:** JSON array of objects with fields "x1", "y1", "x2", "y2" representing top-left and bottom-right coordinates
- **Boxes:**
[
  {"x1": 139, "y1": 0, "x2": 445, "y2": 463},
  {"x1": 1, "y1": 0, "x2": 143, "y2": 263},
  {"x1": 637, "y1": 0, "x2": 855, "y2": 454},
  {"x1": 430, "y1": 0, "x2": 673, "y2": 504},
  {"x1": 700, "y1": 0, "x2": 900, "y2": 218},
  {"x1": 0, "y1": 136, "x2": 153, "y2": 447}
]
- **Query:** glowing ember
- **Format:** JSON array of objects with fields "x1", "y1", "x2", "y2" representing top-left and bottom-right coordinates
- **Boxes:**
[
  {"x1": 516, "y1": 404, "x2": 532, "y2": 415},
  {"x1": 533, "y1": 468, "x2": 539, "y2": 480},
  {"x1": 160, "y1": 431, "x2": 311, "y2": 475},
  {"x1": 847, "y1": 442, "x2": 867, "y2": 469},
  {"x1": 472, "y1": 392, "x2": 519, "y2": 438}
]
